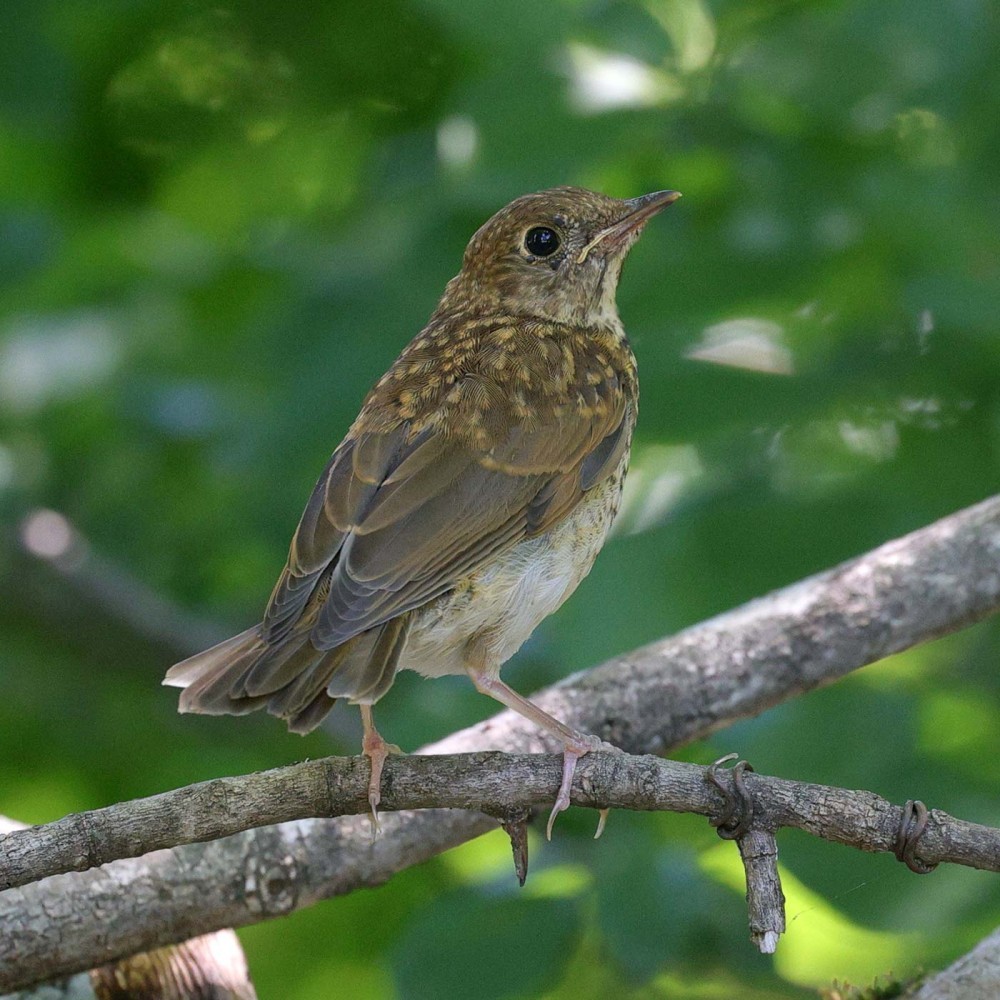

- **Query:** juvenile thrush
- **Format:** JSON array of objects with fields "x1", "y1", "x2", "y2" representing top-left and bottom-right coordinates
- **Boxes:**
[{"x1": 164, "y1": 186, "x2": 679, "y2": 836}]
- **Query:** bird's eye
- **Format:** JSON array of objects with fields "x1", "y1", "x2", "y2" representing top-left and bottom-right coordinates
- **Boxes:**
[{"x1": 524, "y1": 226, "x2": 560, "y2": 257}]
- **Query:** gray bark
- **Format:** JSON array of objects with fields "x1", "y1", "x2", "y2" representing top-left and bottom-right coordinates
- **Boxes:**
[
  {"x1": 4, "y1": 753, "x2": 1000, "y2": 893},
  {"x1": 2, "y1": 933, "x2": 255, "y2": 1000},
  {"x1": 1, "y1": 494, "x2": 999, "y2": 992},
  {"x1": 911, "y1": 927, "x2": 1000, "y2": 999},
  {"x1": 0, "y1": 818, "x2": 255, "y2": 1000}
]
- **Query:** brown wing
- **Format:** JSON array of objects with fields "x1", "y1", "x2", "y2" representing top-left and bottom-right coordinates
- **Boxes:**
[
  {"x1": 261, "y1": 429, "x2": 405, "y2": 642},
  {"x1": 263, "y1": 368, "x2": 632, "y2": 652}
]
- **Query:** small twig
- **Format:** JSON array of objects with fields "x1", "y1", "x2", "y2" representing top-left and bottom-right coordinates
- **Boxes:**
[
  {"x1": 737, "y1": 828, "x2": 785, "y2": 954},
  {"x1": 498, "y1": 809, "x2": 531, "y2": 887},
  {"x1": 706, "y1": 754, "x2": 755, "y2": 840},
  {"x1": 706, "y1": 756, "x2": 785, "y2": 952}
]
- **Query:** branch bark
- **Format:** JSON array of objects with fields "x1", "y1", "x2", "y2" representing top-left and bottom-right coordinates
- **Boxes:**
[
  {"x1": 4, "y1": 753, "x2": 1000, "y2": 893},
  {"x1": 0, "y1": 934, "x2": 256, "y2": 1000},
  {"x1": 0, "y1": 819, "x2": 256, "y2": 1000},
  {"x1": 2, "y1": 494, "x2": 999, "y2": 992},
  {"x1": 911, "y1": 926, "x2": 1000, "y2": 998}
]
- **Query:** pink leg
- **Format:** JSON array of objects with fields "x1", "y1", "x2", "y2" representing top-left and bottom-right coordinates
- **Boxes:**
[
  {"x1": 360, "y1": 704, "x2": 401, "y2": 837},
  {"x1": 468, "y1": 670, "x2": 614, "y2": 839}
]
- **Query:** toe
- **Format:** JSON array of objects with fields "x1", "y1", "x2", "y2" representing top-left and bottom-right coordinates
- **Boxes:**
[{"x1": 547, "y1": 745, "x2": 586, "y2": 840}]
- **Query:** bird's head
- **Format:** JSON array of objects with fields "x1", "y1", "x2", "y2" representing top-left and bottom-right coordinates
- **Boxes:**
[{"x1": 437, "y1": 186, "x2": 680, "y2": 327}]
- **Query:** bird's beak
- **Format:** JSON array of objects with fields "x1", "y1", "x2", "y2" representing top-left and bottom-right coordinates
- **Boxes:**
[{"x1": 576, "y1": 190, "x2": 681, "y2": 263}]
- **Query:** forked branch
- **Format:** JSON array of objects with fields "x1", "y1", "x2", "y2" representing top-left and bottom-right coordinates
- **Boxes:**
[{"x1": 1, "y1": 494, "x2": 999, "y2": 992}]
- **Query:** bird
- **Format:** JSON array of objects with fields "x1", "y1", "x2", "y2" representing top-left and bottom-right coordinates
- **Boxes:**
[{"x1": 164, "y1": 185, "x2": 680, "y2": 838}]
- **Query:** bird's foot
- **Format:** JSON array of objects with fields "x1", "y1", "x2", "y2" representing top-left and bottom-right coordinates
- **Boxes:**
[
  {"x1": 546, "y1": 734, "x2": 619, "y2": 841},
  {"x1": 362, "y1": 728, "x2": 403, "y2": 839}
]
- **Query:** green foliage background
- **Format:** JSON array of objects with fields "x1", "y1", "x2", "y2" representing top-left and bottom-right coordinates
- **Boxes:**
[{"x1": 1, "y1": 0, "x2": 999, "y2": 996}]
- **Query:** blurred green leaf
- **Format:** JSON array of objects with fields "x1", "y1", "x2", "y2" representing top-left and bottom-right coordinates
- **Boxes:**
[
  {"x1": 392, "y1": 893, "x2": 582, "y2": 1000},
  {"x1": 2, "y1": 0, "x2": 999, "y2": 994}
]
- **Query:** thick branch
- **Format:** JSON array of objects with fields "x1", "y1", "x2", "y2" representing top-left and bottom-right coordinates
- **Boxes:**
[
  {"x1": 1, "y1": 934, "x2": 256, "y2": 1000},
  {"x1": 911, "y1": 926, "x2": 1000, "y2": 998},
  {"x1": 0, "y1": 817, "x2": 256, "y2": 1000},
  {"x1": 2, "y1": 495, "x2": 999, "y2": 991}
]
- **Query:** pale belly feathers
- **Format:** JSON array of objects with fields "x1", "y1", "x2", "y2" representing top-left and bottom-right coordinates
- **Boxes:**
[{"x1": 401, "y1": 463, "x2": 626, "y2": 680}]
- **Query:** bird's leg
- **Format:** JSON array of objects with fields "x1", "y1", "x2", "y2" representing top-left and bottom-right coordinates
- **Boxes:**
[
  {"x1": 467, "y1": 669, "x2": 613, "y2": 840},
  {"x1": 359, "y1": 704, "x2": 401, "y2": 837}
]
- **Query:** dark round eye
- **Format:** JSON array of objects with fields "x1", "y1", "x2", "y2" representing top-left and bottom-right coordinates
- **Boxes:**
[{"x1": 524, "y1": 226, "x2": 560, "y2": 257}]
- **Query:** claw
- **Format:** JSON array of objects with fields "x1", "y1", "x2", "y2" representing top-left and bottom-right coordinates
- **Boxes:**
[
  {"x1": 464, "y1": 667, "x2": 618, "y2": 840},
  {"x1": 360, "y1": 705, "x2": 400, "y2": 840},
  {"x1": 545, "y1": 734, "x2": 612, "y2": 840},
  {"x1": 594, "y1": 808, "x2": 610, "y2": 839},
  {"x1": 546, "y1": 744, "x2": 585, "y2": 840}
]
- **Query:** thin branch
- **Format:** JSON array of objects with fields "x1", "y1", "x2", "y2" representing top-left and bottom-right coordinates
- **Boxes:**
[
  {"x1": 0, "y1": 752, "x2": 1000, "y2": 989},
  {"x1": 1, "y1": 495, "x2": 999, "y2": 991},
  {"x1": 4, "y1": 752, "x2": 1000, "y2": 892},
  {"x1": 2, "y1": 753, "x2": 1000, "y2": 990},
  {"x1": 16, "y1": 508, "x2": 224, "y2": 655}
]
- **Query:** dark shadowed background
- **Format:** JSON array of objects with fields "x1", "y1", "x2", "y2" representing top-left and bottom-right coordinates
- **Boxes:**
[{"x1": 2, "y1": 0, "x2": 999, "y2": 996}]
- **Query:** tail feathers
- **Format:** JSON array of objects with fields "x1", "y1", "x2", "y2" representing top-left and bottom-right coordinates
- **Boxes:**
[
  {"x1": 165, "y1": 626, "x2": 270, "y2": 717},
  {"x1": 265, "y1": 612, "x2": 410, "y2": 720},
  {"x1": 284, "y1": 689, "x2": 339, "y2": 735},
  {"x1": 265, "y1": 644, "x2": 352, "y2": 719},
  {"x1": 324, "y1": 615, "x2": 406, "y2": 701},
  {"x1": 163, "y1": 626, "x2": 262, "y2": 691},
  {"x1": 163, "y1": 614, "x2": 411, "y2": 734},
  {"x1": 238, "y1": 628, "x2": 331, "y2": 699}
]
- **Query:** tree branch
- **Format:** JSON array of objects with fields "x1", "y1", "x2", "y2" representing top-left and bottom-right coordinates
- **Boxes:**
[
  {"x1": 911, "y1": 926, "x2": 1000, "y2": 998},
  {"x1": 0, "y1": 818, "x2": 257, "y2": 1000},
  {"x1": 4, "y1": 752, "x2": 1000, "y2": 893},
  {"x1": 2, "y1": 494, "x2": 999, "y2": 991},
  {"x1": 3, "y1": 753, "x2": 999, "y2": 992}
]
